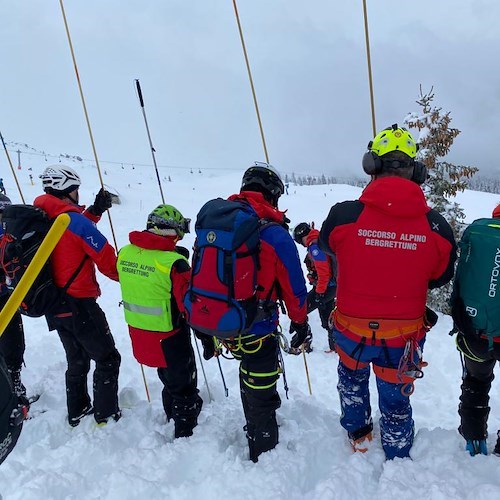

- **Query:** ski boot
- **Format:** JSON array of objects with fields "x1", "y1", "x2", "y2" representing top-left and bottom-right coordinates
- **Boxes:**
[
  {"x1": 68, "y1": 404, "x2": 95, "y2": 427},
  {"x1": 350, "y1": 432, "x2": 373, "y2": 453},
  {"x1": 466, "y1": 439, "x2": 487, "y2": 456}
]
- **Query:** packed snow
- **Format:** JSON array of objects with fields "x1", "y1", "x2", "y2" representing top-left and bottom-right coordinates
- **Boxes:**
[{"x1": 1, "y1": 161, "x2": 500, "y2": 500}]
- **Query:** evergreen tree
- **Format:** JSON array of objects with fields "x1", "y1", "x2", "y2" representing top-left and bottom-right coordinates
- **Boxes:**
[{"x1": 405, "y1": 87, "x2": 478, "y2": 314}]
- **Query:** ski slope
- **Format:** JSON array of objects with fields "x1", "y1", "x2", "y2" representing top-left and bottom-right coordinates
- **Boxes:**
[{"x1": 1, "y1": 161, "x2": 500, "y2": 500}]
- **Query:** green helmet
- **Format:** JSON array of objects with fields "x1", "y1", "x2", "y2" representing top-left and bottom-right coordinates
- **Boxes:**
[
  {"x1": 146, "y1": 204, "x2": 190, "y2": 238},
  {"x1": 369, "y1": 124, "x2": 418, "y2": 159}
]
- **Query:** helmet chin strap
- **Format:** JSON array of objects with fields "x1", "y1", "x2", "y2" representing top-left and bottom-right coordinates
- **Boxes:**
[{"x1": 65, "y1": 192, "x2": 79, "y2": 205}]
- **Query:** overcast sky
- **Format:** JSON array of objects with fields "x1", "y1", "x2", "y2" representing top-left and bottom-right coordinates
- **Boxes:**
[{"x1": 2, "y1": 1, "x2": 499, "y2": 177}]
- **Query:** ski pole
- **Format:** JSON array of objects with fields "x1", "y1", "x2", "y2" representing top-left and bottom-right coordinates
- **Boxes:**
[
  {"x1": 216, "y1": 355, "x2": 229, "y2": 397},
  {"x1": 58, "y1": 0, "x2": 150, "y2": 401},
  {"x1": 134, "y1": 79, "x2": 165, "y2": 204},
  {"x1": 0, "y1": 131, "x2": 25, "y2": 203},
  {"x1": 192, "y1": 330, "x2": 213, "y2": 402}
]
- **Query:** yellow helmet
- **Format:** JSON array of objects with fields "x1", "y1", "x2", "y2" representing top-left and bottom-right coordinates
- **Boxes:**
[{"x1": 369, "y1": 124, "x2": 418, "y2": 159}]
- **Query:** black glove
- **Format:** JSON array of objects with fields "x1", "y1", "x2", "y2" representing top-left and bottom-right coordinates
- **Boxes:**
[
  {"x1": 195, "y1": 330, "x2": 215, "y2": 360},
  {"x1": 424, "y1": 306, "x2": 438, "y2": 331},
  {"x1": 89, "y1": 188, "x2": 112, "y2": 216},
  {"x1": 315, "y1": 292, "x2": 327, "y2": 308},
  {"x1": 175, "y1": 245, "x2": 190, "y2": 260},
  {"x1": 289, "y1": 321, "x2": 312, "y2": 349}
]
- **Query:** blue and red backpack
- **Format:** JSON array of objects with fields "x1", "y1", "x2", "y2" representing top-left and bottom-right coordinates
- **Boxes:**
[{"x1": 184, "y1": 198, "x2": 271, "y2": 339}]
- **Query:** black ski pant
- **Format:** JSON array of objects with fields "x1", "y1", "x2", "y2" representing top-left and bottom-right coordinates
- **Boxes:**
[
  {"x1": 158, "y1": 325, "x2": 202, "y2": 438},
  {"x1": 0, "y1": 294, "x2": 25, "y2": 372},
  {"x1": 457, "y1": 331, "x2": 500, "y2": 440},
  {"x1": 47, "y1": 297, "x2": 121, "y2": 423},
  {"x1": 231, "y1": 334, "x2": 281, "y2": 462},
  {"x1": 307, "y1": 287, "x2": 335, "y2": 350}
]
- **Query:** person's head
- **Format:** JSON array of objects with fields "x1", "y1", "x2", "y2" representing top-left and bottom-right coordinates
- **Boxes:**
[
  {"x1": 39, "y1": 165, "x2": 81, "y2": 204},
  {"x1": 293, "y1": 222, "x2": 311, "y2": 247},
  {"x1": 0, "y1": 193, "x2": 11, "y2": 223},
  {"x1": 493, "y1": 204, "x2": 500, "y2": 219},
  {"x1": 146, "y1": 204, "x2": 190, "y2": 240},
  {"x1": 362, "y1": 124, "x2": 427, "y2": 185},
  {"x1": 240, "y1": 161, "x2": 285, "y2": 207}
]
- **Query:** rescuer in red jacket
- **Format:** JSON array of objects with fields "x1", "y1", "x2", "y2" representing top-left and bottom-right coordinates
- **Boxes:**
[
  {"x1": 35, "y1": 165, "x2": 121, "y2": 427},
  {"x1": 319, "y1": 125, "x2": 456, "y2": 459}
]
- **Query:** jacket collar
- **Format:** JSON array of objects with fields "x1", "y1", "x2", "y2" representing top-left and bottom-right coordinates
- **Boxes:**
[
  {"x1": 129, "y1": 230, "x2": 177, "y2": 251},
  {"x1": 228, "y1": 191, "x2": 287, "y2": 224}
]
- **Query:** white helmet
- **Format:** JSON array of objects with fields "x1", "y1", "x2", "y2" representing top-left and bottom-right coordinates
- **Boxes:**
[{"x1": 39, "y1": 165, "x2": 81, "y2": 193}]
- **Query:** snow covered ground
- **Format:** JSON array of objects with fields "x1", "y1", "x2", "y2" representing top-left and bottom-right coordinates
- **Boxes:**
[{"x1": 1, "y1": 161, "x2": 500, "y2": 500}]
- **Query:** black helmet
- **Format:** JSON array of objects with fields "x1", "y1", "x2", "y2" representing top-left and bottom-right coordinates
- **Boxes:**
[
  {"x1": 293, "y1": 222, "x2": 311, "y2": 244},
  {"x1": 0, "y1": 194, "x2": 11, "y2": 213},
  {"x1": 241, "y1": 162, "x2": 285, "y2": 203}
]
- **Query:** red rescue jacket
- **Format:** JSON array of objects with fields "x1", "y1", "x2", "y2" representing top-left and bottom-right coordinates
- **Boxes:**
[
  {"x1": 319, "y1": 177, "x2": 456, "y2": 320},
  {"x1": 33, "y1": 194, "x2": 118, "y2": 298}
]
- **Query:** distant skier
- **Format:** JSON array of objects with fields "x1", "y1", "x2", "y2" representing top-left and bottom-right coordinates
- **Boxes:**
[
  {"x1": 35, "y1": 165, "x2": 121, "y2": 426},
  {"x1": 293, "y1": 222, "x2": 337, "y2": 352},
  {"x1": 0, "y1": 178, "x2": 6, "y2": 195},
  {"x1": 117, "y1": 204, "x2": 203, "y2": 438},
  {"x1": 0, "y1": 194, "x2": 27, "y2": 402},
  {"x1": 319, "y1": 124, "x2": 456, "y2": 459}
]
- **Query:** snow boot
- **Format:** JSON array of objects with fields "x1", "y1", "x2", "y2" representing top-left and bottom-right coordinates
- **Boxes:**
[
  {"x1": 173, "y1": 394, "x2": 203, "y2": 438},
  {"x1": 68, "y1": 404, "x2": 94, "y2": 427},
  {"x1": 466, "y1": 439, "x2": 487, "y2": 456},
  {"x1": 95, "y1": 411, "x2": 121, "y2": 427},
  {"x1": 350, "y1": 432, "x2": 373, "y2": 453}
]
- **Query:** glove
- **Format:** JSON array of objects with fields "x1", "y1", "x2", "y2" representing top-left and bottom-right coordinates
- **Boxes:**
[
  {"x1": 195, "y1": 330, "x2": 216, "y2": 360},
  {"x1": 175, "y1": 245, "x2": 190, "y2": 260},
  {"x1": 89, "y1": 188, "x2": 113, "y2": 216},
  {"x1": 315, "y1": 292, "x2": 327, "y2": 308},
  {"x1": 424, "y1": 306, "x2": 438, "y2": 331},
  {"x1": 289, "y1": 321, "x2": 312, "y2": 349}
]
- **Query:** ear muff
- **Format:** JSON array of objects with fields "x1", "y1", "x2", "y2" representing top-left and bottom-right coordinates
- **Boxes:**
[
  {"x1": 411, "y1": 161, "x2": 428, "y2": 185},
  {"x1": 362, "y1": 151, "x2": 383, "y2": 175}
]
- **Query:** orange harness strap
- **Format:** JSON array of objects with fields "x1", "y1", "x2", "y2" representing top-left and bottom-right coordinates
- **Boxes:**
[
  {"x1": 334, "y1": 309, "x2": 424, "y2": 340},
  {"x1": 372, "y1": 364, "x2": 415, "y2": 384},
  {"x1": 336, "y1": 344, "x2": 369, "y2": 371}
]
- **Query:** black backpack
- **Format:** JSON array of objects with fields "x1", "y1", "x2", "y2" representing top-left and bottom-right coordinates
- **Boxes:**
[
  {"x1": 0, "y1": 205, "x2": 85, "y2": 317},
  {"x1": 0, "y1": 356, "x2": 23, "y2": 465}
]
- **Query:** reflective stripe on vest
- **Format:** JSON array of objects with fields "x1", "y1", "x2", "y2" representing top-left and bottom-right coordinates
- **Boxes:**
[
  {"x1": 117, "y1": 244, "x2": 186, "y2": 332},
  {"x1": 122, "y1": 301, "x2": 164, "y2": 316}
]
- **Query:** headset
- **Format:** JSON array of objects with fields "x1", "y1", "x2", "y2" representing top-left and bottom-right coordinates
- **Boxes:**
[{"x1": 362, "y1": 148, "x2": 428, "y2": 185}]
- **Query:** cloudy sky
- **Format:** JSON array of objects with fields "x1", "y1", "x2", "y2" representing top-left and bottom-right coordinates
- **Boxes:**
[{"x1": 2, "y1": 1, "x2": 499, "y2": 177}]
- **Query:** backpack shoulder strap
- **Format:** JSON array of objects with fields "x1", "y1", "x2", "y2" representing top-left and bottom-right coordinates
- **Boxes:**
[{"x1": 60, "y1": 255, "x2": 89, "y2": 294}]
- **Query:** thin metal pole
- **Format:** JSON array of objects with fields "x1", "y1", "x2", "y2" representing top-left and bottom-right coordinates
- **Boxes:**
[
  {"x1": 193, "y1": 332, "x2": 213, "y2": 402},
  {"x1": 58, "y1": 0, "x2": 150, "y2": 401},
  {"x1": 0, "y1": 132, "x2": 25, "y2": 203},
  {"x1": 232, "y1": 0, "x2": 270, "y2": 163},
  {"x1": 216, "y1": 356, "x2": 229, "y2": 397},
  {"x1": 134, "y1": 80, "x2": 165, "y2": 204},
  {"x1": 362, "y1": 0, "x2": 377, "y2": 136}
]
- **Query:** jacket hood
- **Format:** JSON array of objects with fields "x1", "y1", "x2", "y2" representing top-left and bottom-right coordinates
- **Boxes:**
[
  {"x1": 359, "y1": 177, "x2": 430, "y2": 218},
  {"x1": 228, "y1": 191, "x2": 287, "y2": 224},
  {"x1": 493, "y1": 204, "x2": 500, "y2": 219},
  {"x1": 129, "y1": 230, "x2": 177, "y2": 251},
  {"x1": 33, "y1": 193, "x2": 84, "y2": 218}
]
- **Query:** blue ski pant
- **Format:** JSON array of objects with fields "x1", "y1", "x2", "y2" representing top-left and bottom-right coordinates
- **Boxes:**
[{"x1": 335, "y1": 330, "x2": 425, "y2": 459}]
